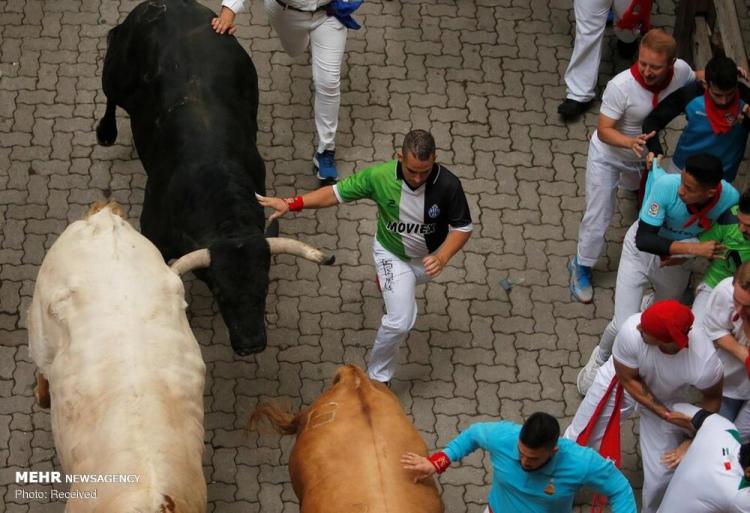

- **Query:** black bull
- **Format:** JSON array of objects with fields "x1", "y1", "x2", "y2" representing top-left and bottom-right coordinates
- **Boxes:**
[{"x1": 96, "y1": 0, "x2": 333, "y2": 355}]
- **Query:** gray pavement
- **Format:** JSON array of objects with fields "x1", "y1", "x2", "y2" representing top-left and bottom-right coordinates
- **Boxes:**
[{"x1": 3, "y1": 1, "x2": 749, "y2": 512}]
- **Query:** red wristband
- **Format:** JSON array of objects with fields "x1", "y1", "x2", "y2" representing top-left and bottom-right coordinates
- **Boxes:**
[
  {"x1": 428, "y1": 451, "x2": 451, "y2": 474},
  {"x1": 287, "y1": 196, "x2": 304, "y2": 212},
  {"x1": 744, "y1": 355, "x2": 750, "y2": 380}
]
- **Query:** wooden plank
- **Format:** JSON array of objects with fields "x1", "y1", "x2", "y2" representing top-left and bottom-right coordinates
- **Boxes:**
[
  {"x1": 714, "y1": 0, "x2": 749, "y2": 69},
  {"x1": 674, "y1": 0, "x2": 715, "y2": 66},
  {"x1": 693, "y1": 17, "x2": 714, "y2": 70}
]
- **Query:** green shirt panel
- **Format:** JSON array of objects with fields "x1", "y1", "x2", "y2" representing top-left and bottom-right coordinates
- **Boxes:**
[
  {"x1": 335, "y1": 160, "x2": 408, "y2": 260},
  {"x1": 699, "y1": 205, "x2": 750, "y2": 288}
]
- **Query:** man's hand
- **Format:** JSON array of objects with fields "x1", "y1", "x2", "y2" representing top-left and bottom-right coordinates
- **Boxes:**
[
  {"x1": 740, "y1": 104, "x2": 750, "y2": 124},
  {"x1": 689, "y1": 240, "x2": 726, "y2": 259},
  {"x1": 422, "y1": 255, "x2": 446, "y2": 278},
  {"x1": 256, "y1": 193, "x2": 290, "y2": 221},
  {"x1": 739, "y1": 66, "x2": 749, "y2": 81},
  {"x1": 629, "y1": 131, "x2": 656, "y2": 158},
  {"x1": 664, "y1": 411, "x2": 696, "y2": 435},
  {"x1": 661, "y1": 439, "x2": 692, "y2": 470},
  {"x1": 646, "y1": 152, "x2": 663, "y2": 170},
  {"x1": 211, "y1": 6, "x2": 237, "y2": 34},
  {"x1": 400, "y1": 452, "x2": 436, "y2": 483}
]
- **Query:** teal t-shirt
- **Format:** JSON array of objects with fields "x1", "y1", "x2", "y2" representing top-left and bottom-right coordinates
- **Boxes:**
[{"x1": 640, "y1": 161, "x2": 739, "y2": 241}]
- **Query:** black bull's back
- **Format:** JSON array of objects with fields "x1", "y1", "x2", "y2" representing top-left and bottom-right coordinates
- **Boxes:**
[{"x1": 98, "y1": 0, "x2": 274, "y2": 355}]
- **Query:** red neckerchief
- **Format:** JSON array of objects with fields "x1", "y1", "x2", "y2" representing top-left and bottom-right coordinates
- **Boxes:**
[
  {"x1": 630, "y1": 62, "x2": 674, "y2": 108},
  {"x1": 705, "y1": 90, "x2": 741, "y2": 134},
  {"x1": 616, "y1": 0, "x2": 652, "y2": 32},
  {"x1": 683, "y1": 182, "x2": 723, "y2": 230},
  {"x1": 576, "y1": 376, "x2": 624, "y2": 513}
]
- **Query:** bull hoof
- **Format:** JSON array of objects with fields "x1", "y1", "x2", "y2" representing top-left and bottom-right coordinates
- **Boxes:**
[
  {"x1": 96, "y1": 119, "x2": 118, "y2": 146},
  {"x1": 322, "y1": 253, "x2": 335, "y2": 265},
  {"x1": 232, "y1": 343, "x2": 265, "y2": 357}
]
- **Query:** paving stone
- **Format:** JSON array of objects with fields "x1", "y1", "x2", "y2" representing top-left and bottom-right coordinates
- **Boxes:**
[{"x1": 0, "y1": 0, "x2": 691, "y2": 509}]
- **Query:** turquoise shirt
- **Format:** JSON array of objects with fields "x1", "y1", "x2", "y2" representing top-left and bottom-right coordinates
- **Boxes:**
[
  {"x1": 443, "y1": 422, "x2": 636, "y2": 513},
  {"x1": 639, "y1": 161, "x2": 738, "y2": 241}
]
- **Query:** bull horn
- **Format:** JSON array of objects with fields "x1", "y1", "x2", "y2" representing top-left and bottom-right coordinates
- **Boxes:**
[
  {"x1": 170, "y1": 248, "x2": 210, "y2": 275},
  {"x1": 266, "y1": 238, "x2": 335, "y2": 265}
]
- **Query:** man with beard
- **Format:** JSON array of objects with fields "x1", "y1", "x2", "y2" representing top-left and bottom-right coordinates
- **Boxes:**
[
  {"x1": 400, "y1": 412, "x2": 636, "y2": 513},
  {"x1": 693, "y1": 190, "x2": 750, "y2": 323},
  {"x1": 577, "y1": 153, "x2": 738, "y2": 393},
  {"x1": 257, "y1": 130, "x2": 472, "y2": 385},
  {"x1": 643, "y1": 55, "x2": 750, "y2": 182},
  {"x1": 564, "y1": 301, "x2": 723, "y2": 513},
  {"x1": 569, "y1": 29, "x2": 699, "y2": 304}
]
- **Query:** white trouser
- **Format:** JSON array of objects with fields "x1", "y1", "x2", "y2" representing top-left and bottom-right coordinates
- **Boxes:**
[
  {"x1": 639, "y1": 410, "x2": 685, "y2": 513},
  {"x1": 597, "y1": 222, "x2": 692, "y2": 363},
  {"x1": 368, "y1": 241, "x2": 430, "y2": 382},
  {"x1": 577, "y1": 141, "x2": 643, "y2": 267},
  {"x1": 691, "y1": 282, "x2": 713, "y2": 328},
  {"x1": 565, "y1": 385, "x2": 682, "y2": 513},
  {"x1": 565, "y1": 0, "x2": 640, "y2": 102},
  {"x1": 735, "y1": 402, "x2": 750, "y2": 443},
  {"x1": 564, "y1": 376, "x2": 636, "y2": 447},
  {"x1": 264, "y1": 0, "x2": 347, "y2": 152}
]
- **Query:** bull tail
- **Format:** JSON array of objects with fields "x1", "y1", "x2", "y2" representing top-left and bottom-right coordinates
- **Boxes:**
[
  {"x1": 249, "y1": 402, "x2": 303, "y2": 435},
  {"x1": 85, "y1": 200, "x2": 124, "y2": 219}
]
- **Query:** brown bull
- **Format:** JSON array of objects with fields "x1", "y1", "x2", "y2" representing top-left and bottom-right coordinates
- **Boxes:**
[{"x1": 250, "y1": 365, "x2": 444, "y2": 513}]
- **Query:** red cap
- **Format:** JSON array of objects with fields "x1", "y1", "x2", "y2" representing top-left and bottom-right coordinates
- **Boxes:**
[{"x1": 640, "y1": 300, "x2": 694, "y2": 348}]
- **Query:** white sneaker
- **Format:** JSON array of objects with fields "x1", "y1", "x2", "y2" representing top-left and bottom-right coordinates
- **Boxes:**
[{"x1": 577, "y1": 346, "x2": 601, "y2": 396}]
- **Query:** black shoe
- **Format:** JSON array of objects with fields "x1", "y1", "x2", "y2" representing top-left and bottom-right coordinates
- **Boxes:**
[
  {"x1": 617, "y1": 39, "x2": 638, "y2": 60},
  {"x1": 557, "y1": 99, "x2": 593, "y2": 119}
]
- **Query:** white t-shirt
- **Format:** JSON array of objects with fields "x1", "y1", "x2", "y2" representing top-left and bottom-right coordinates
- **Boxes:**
[
  {"x1": 658, "y1": 413, "x2": 749, "y2": 513},
  {"x1": 591, "y1": 59, "x2": 695, "y2": 162},
  {"x1": 703, "y1": 277, "x2": 750, "y2": 400},
  {"x1": 594, "y1": 313, "x2": 722, "y2": 404},
  {"x1": 735, "y1": 489, "x2": 750, "y2": 513}
]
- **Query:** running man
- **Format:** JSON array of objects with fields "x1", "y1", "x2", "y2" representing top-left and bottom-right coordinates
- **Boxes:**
[{"x1": 257, "y1": 130, "x2": 472, "y2": 383}]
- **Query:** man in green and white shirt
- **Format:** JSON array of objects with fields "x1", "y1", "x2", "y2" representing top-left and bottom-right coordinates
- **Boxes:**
[
  {"x1": 258, "y1": 130, "x2": 473, "y2": 382},
  {"x1": 693, "y1": 189, "x2": 750, "y2": 324},
  {"x1": 657, "y1": 403, "x2": 750, "y2": 513}
]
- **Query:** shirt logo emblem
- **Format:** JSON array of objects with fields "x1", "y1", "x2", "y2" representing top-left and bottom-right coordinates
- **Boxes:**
[
  {"x1": 428, "y1": 204, "x2": 440, "y2": 218},
  {"x1": 648, "y1": 202, "x2": 660, "y2": 217}
]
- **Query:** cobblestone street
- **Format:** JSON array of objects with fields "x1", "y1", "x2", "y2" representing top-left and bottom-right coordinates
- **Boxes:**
[{"x1": 3, "y1": 0, "x2": 750, "y2": 512}]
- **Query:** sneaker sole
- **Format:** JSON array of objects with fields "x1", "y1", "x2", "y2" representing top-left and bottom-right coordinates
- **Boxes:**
[{"x1": 313, "y1": 164, "x2": 337, "y2": 185}]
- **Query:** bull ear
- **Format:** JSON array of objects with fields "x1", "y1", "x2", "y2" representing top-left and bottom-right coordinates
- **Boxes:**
[
  {"x1": 266, "y1": 237, "x2": 335, "y2": 265},
  {"x1": 170, "y1": 249, "x2": 210, "y2": 275}
]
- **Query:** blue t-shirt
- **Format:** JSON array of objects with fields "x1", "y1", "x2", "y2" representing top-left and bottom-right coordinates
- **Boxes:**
[
  {"x1": 639, "y1": 161, "x2": 739, "y2": 241},
  {"x1": 443, "y1": 421, "x2": 636, "y2": 513},
  {"x1": 673, "y1": 95, "x2": 748, "y2": 182}
]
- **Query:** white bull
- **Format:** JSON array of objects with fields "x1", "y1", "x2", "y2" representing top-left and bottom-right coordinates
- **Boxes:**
[{"x1": 28, "y1": 202, "x2": 206, "y2": 513}]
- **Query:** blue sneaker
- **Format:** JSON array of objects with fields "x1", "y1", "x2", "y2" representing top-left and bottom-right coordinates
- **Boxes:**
[
  {"x1": 568, "y1": 256, "x2": 593, "y2": 303},
  {"x1": 313, "y1": 149, "x2": 338, "y2": 185}
]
